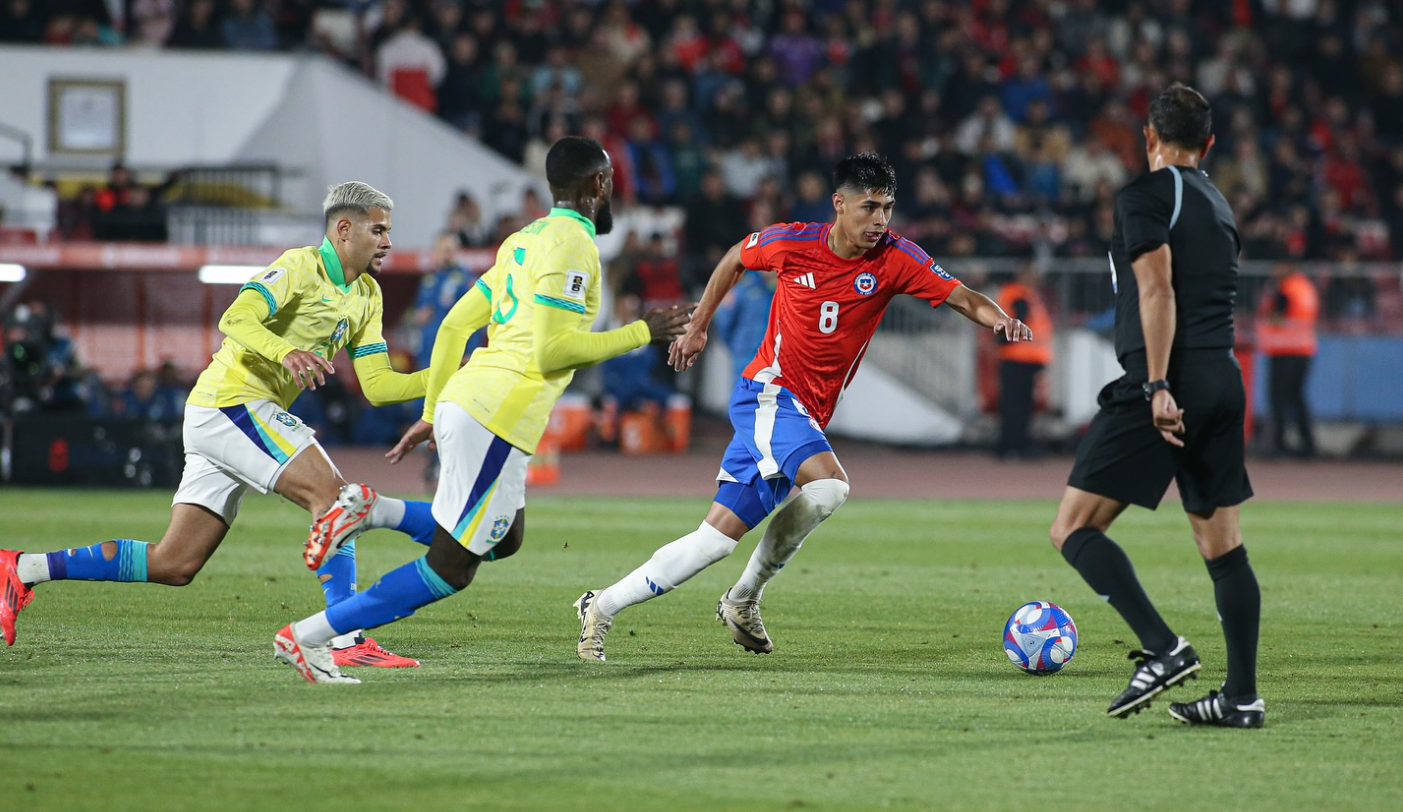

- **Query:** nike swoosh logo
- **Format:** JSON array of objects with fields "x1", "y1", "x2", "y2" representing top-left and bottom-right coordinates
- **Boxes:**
[{"x1": 322, "y1": 297, "x2": 333, "y2": 303}]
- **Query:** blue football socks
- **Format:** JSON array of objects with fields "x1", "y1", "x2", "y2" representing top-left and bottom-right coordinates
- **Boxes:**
[
  {"x1": 324, "y1": 557, "x2": 457, "y2": 635},
  {"x1": 315, "y1": 539, "x2": 357, "y2": 607},
  {"x1": 398, "y1": 500, "x2": 437, "y2": 546},
  {"x1": 46, "y1": 539, "x2": 149, "y2": 582}
]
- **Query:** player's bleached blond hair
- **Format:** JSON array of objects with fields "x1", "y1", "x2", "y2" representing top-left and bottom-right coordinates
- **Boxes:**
[{"x1": 323, "y1": 181, "x2": 393, "y2": 225}]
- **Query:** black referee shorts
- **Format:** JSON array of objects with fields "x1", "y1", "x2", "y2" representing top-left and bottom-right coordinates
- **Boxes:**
[{"x1": 1067, "y1": 348, "x2": 1253, "y2": 513}]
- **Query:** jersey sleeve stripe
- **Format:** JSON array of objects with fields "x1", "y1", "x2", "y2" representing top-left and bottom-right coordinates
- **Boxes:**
[
  {"x1": 758, "y1": 229, "x2": 824, "y2": 248},
  {"x1": 893, "y1": 237, "x2": 933, "y2": 265},
  {"x1": 890, "y1": 240, "x2": 929, "y2": 267},
  {"x1": 1167, "y1": 166, "x2": 1183, "y2": 230},
  {"x1": 759, "y1": 224, "x2": 822, "y2": 241},
  {"x1": 239, "y1": 282, "x2": 277, "y2": 316},
  {"x1": 349, "y1": 342, "x2": 388, "y2": 358},
  {"x1": 533, "y1": 293, "x2": 586, "y2": 313},
  {"x1": 475, "y1": 278, "x2": 492, "y2": 298}
]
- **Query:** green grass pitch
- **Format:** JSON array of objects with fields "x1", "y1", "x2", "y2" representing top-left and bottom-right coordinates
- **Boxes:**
[{"x1": 0, "y1": 489, "x2": 1398, "y2": 811}]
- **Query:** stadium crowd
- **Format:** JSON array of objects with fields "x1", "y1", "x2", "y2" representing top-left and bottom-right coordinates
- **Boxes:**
[{"x1": 8, "y1": 0, "x2": 1403, "y2": 282}]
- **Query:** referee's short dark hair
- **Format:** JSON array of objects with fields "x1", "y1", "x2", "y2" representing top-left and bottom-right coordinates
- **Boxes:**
[
  {"x1": 1149, "y1": 83, "x2": 1213, "y2": 151},
  {"x1": 546, "y1": 136, "x2": 608, "y2": 191},
  {"x1": 834, "y1": 152, "x2": 897, "y2": 197}
]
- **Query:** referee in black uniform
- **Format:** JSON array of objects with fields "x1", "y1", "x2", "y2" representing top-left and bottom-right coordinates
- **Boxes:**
[{"x1": 1048, "y1": 84, "x2": 1264, "y2": 728}]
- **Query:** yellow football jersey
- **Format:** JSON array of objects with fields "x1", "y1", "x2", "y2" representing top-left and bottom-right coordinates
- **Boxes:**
[
  {"x1": 437, "y1": 209, "x2": 611, "y2": 452},
  {"x1": 189, "y1": 239, "x2": 392, "y2": 410}
]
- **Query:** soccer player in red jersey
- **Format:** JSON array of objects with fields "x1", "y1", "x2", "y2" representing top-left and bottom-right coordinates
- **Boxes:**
[{"x1": 575, "y1": 153, "x2": 1033, "y2": 660}]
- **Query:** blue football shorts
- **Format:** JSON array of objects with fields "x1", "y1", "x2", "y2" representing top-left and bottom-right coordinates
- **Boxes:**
[{"x1": 714, "y1": 377, "x2": 832, "y2": 528}]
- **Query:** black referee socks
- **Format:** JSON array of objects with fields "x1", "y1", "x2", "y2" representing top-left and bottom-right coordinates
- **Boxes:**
[
  {"x1": 1206, "y1": 544, "x2": 1261, "y2": 699},
  {"x1": 1061, "y1": 527, "x2": 1177, "y2": 654}
]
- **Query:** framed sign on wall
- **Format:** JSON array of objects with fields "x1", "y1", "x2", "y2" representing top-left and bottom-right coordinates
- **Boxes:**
[{"x1": 47, "y1": 77, "x2": 126, "y2": 156}]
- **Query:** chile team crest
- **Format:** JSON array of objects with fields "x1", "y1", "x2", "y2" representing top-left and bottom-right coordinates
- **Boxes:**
[{"x1": 853, "y1": 272, "x2": 878, "y2": 296}]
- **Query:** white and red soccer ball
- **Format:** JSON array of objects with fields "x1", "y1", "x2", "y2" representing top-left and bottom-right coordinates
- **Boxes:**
[{"x1": 1003, "y1": 601, "x2": 1078, "y2": 675}]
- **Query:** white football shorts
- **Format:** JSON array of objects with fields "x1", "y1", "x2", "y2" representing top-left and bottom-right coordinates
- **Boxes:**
[
  {"x1": 173, "y1": 400, "x2": 320, "y2": 524},
  {"x1": 431, "y1": 401, "x2": 529, "y2": 556}
]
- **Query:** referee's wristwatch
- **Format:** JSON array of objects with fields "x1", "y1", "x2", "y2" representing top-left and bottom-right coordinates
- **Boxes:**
[{"x1": 1142, "y1": 379, "x2": 1171, "y2": 401}]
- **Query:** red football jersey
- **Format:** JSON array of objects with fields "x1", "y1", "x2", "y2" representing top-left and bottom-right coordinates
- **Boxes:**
[{"x1": 736, "y1": 222, "x2": 962, "y2": 428}]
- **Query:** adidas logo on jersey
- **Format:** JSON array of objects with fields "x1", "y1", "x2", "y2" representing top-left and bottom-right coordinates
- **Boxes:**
[{"x1": 791, "y1": 272, "x2": 816, "y2": 289}]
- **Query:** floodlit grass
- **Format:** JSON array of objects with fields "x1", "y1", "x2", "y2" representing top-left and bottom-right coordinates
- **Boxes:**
[{"x1": 0, "y1": 490, "x2": 1398, "y2": 811}]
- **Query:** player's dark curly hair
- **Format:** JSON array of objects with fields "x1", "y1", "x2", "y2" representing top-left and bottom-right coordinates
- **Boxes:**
[
  {"x1": 833, "y1": 152, "x2": 897, "y2": 196},
  {"x1": 546, "y1": 136, "x2": 609, "y2": 192},
  {"x1": 1149, "y1": 83, "x2": 1212, "y2": 151}
]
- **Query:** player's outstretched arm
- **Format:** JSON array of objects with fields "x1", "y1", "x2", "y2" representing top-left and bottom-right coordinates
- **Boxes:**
[
  {"x1": 944, "y1": 284, "x2": 1033, "y2": 342},
  {"x1": 671, "y1": 239, "x2": 747, "y2": 371},
  {"x1": 350, "y1": 353, "x2": 429, "y2": 406},
  {"x1": 534, "y1": 300, "x2": 688, "y2": 374}
]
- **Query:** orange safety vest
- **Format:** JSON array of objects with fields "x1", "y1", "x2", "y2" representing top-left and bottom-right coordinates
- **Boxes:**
[
  {"x1": 1256, "y1": 272, "x2": 1318, "y2": 356},
  {"x1": 996, "y1": 282, "x2": 1054, "y2": 365}
]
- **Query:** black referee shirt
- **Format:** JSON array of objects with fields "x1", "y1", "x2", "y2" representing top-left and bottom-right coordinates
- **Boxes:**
[{"x1": 1108, "y1": 165, "x2": 1241, "y2": 363}]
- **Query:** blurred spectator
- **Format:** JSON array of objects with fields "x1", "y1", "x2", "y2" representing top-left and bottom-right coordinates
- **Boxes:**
[
  {"x1": 1257, "y1": 263, "x2": 1321, "y2": 458},
  {"x1": 532, "y1": 45, "x2": 583, "y2": 98},
  {"x1": 665, "y1": 120, "x2": 708, "y2": 203},
  {"x1": 0, "y1": 0, "x2": 44, "y2": 43},
  {"x1": 684, "y1": 171, "x2": 747, "y2": 286},
  {"x1": 1062, "y1": 134, "x2": 1127, "y2": 204},
  {"x1": 519, "y1": 187, "x2": 547, "y2": 222},
  {"x1": 790, "y1": 172, "x2": 833, "y2": 223},
  {"x1": 719, "y1": 136, "x2": 774, "y2": 199},
  {"x1": 994, "y1": 263, "x2": 1054, "y2": 460},
  {"x1": 1, "y1": 302, "x2": 89, "y2": 416},
  {"x1": 600, "y1": 294, "x2": 673, "y2": 415},
  {"x1": 1088, "y1": 99, "x2": 1142, "y2": 171},
  {"x1": 377, "y1": 15, "x2": 445, "y2": 112},
  {"x1": 55, "y1": 185, "x2": 97, "y2": 241},
  {"x1": 221, "y1": 0, "x2": 277, "y2": 51},
  {"x1": 621, "y1": 233, "x2": 684, "y2": 312},
  {"x1": 624, "y1": 116, "x2": 675, "y2": 206},
  {"x1": 1001, "y1": 56, "x2": 1053, "y2": 124},
  {"x1": 129, "y1": 0, "x2": 177, "y2": 48},
  {"x1": 119, "y1": 368, "x2": 183, "y2": 422},
  {"x1": 155, "y1": 360, "x2": 188, "y2": 409},
  {"x1": 437, "y1": 32, "x2": 483, "y2": 131},
  {"x1": 412, "y1": 232, "x2": 479, "y2": 370},
  {"x1": 955, "y1": 96, "x2": 1017, "y2": 155},
  {"x1": 712, "y1": 270, "x2": 776, "y2": 384},
  {"x1": 168, "y1": 0, "x2": 222, "y2": 49},
  {"x1": 97, "y1": 184, "x2": 169, "y2": 242},
  {"x1": 446, "y1": 191, "x2": 489, "y2": 248},
  {"x1": 768, "y1": 10, "x2": 824, "y2": 87}
]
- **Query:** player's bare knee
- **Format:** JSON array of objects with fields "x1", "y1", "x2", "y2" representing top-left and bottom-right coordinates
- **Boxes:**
[
  {"x1": 488, "y1": 523, "x2": 524, "y2": 561},
  {"x1": 425, "y1": 527, "x2": 481, "y2": 590},
  {"x1": 148, "y1": 555, "x2": 202, "y2": 586}
]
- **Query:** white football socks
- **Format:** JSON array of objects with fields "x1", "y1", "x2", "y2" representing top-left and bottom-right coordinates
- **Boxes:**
[
  {"x1": 15, "y1": 553, "x2": 50, "y2": 585},
  {"x1": 728, "y1": 478, "x2": 849, "y2": 603},
  {"x1": 367, "y1": 495, "x2": 407, "y2": 530},
  {"x1": 292, "y1": 612, "x2": 338, "y2": 647},
  {"x1": 596, "y1": 521, "x2": 738, "y2": 617}
]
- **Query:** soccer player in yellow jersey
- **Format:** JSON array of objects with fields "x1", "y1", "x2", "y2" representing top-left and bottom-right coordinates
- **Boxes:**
[
  {"x1": 272, "y1": 137, "x2": 692, "y2": 683},
  {"x1": 0, "y1": 182, "x2": 437, "y2": 668}
]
